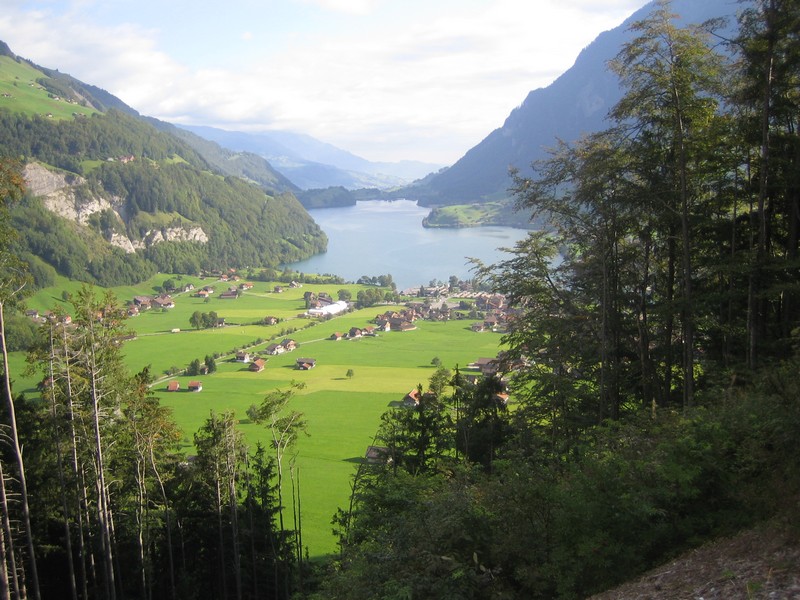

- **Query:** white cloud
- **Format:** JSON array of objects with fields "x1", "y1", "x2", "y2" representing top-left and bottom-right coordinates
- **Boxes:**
[
  {"x1": 297, "y1": 0, "x2": 380, "y2": 15},
  {"x1": 0, "y1": 0, "x2": 649, "y2": 163}
]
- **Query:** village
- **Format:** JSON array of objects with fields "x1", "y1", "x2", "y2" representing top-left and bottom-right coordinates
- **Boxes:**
[{"x1": 70, "y1": 271, "x2": 521, "y2": 398}]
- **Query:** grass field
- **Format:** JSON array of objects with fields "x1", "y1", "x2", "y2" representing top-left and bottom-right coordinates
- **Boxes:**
[
  {"x1": 12, "y1": 274, "x2": 507, "y2": 557},
  {"x1": 0, "y1": 56, "x2": 97, "y2": 120}
]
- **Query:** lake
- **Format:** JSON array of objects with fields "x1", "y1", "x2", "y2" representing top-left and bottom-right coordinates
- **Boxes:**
[{"x1": 287, "y1": 200, "x2": 530, "y2": 290}]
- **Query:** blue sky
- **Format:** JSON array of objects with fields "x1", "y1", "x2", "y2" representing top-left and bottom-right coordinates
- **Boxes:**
[{"x1": 1, "y1": 0, "x2": 648, "y2": 164}]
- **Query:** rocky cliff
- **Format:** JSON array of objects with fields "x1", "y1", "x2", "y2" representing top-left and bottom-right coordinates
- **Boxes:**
[{"x1": 23, "y1": 161, "x2": 209, "y2": 253}]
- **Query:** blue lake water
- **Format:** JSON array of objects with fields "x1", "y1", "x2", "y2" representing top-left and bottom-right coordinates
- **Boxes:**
[{"x1": 287, "y1": 200, "x2": 530, "y2": 290}]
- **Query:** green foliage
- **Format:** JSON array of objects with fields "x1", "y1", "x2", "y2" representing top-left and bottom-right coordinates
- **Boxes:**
[
  {"x1": 296, "y1": 186, "x2": 356, "y2": 209},
  {"x1": 0, "y1": 95, "x2": 327, "y2": 285},
  {"x1": 2, "y1": 310, "x2": 38, "y2": 351}
]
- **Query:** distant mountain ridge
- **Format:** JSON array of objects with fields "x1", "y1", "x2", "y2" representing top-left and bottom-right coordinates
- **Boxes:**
[
  {"x1": 408, "y1": 0, "x2": 746, "y2": 206},
  {"x1": 180, "y1": 124, "x2": 443, "y2": 190}
]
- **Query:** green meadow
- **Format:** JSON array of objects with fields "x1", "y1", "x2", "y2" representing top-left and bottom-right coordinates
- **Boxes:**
[
  {"x1": 0, "y1": 56, "x2": 97, "y2": 120},
  {"x1": 14, "y1": 274, "x2": 506, "y2": 556}
]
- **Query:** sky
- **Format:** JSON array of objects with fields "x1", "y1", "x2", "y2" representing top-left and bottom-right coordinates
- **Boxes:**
[{"x1": 1, "y1": 0, "x2": 649, "y2": 165}]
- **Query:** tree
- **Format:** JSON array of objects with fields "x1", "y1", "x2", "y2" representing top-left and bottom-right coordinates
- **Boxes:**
[
  {"x1": 609, "y1": 0, "x2": 725, "y2": 407},
  {"x1": 378, "y1": 384, "x2": 452, "y2": 475},
  {"x1": 187, "y1": 358, "x2": 202, "y2": 376},
  {"x1": 248, "y1": 380, "x2": 308, "y2": 586},
  {"x1": 0, "y1": 157, "x2": 41, "y2": 600},
  {"x1": 428, "y1": 365, "x2": 451, "y2": 398},
  {"x1": 346, "y1": 368, "x2": 354, "y2": 379},
  {"x1": 205, "y1": 354, "x2": 217, "y2": 374},
  {"x1": 337, "y1": 289, "x2": 352, "y2": 301},
  {"x1": 734, "y1": 0, "x2": 800, "y2": 366},
  {"x1": 194, "y1": 411, "x2": 247, "y2": 600}
]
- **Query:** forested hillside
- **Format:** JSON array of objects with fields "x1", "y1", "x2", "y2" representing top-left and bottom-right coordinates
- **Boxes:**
[
  {"x1": 1, "y1": 1, "x2": 799, "y2": 600},
  {"x1": 0, "y1": 49, "x2": 325, "y2": 287}
]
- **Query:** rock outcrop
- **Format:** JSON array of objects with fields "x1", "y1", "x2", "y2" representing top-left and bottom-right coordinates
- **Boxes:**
[{"x1": 23, "y1": 161, "x2": 208, "y2": 253}]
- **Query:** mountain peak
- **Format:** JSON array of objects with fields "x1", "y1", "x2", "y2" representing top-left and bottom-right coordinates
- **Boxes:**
[{"x1": 412, "y1": 0, "x2": 744, "y2": 206}]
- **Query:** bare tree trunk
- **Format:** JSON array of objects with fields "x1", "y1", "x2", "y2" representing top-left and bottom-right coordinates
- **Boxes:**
[
  {"x1": 0, "y1": 505, "x2": 11, "y2": 600},
  {"x1": 224, "y1": 420, "x2": 242, "y2": 600},
  {"x1": 215, "y1": 474, "x2": 228, "y2": 600},
  {"x1": 84, "y1": 319, "x2": 116, "y2": 600},
  {"x1": 45, "y1": 326, "x2": 78, "y2": 600},
  {"x1": 0, "y1": 460, "x2": 21, "y2": 600},
  {"x1": 749, "y1": 0, "x2": 777, "y2": 369},
  {"x1": 58, "y1": 324, "x2": 90, "y2": 600},
  {"x1": 0, "y1": 301, "x2": 40, "y2": 600},
  {"x1": 149, "y1": 447, "x2": 176, "y2": 600}
]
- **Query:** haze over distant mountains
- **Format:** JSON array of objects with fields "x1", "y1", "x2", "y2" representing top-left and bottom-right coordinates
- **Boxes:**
[
  {"x1": 182, "y1": 0, "x2": 743, "y2": 202},
  {"x1": 180, "y1": 124, "x2": 443, "y2": 190},
  {"x1": 407, "y1": 0, "x2": 745, "y2": 206}
]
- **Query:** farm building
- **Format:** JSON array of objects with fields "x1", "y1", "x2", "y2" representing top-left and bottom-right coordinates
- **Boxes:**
[{"x1": 296, "y1": 358, "x2": 316, "y2": 370}]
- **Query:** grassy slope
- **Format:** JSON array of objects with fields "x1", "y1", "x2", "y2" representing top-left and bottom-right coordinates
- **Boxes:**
[
  {"x1": 423, "y1": 200, "x2": 532, "y2": 228},
  {"x1": 14, "y1": 275, "x2": 506, "y2": 556},
  {"x1": 0, "y1": 56, "x2": 97, "y2": 120}
]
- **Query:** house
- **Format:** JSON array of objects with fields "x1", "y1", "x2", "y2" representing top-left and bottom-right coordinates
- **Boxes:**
[
  {"x1": 219, "y1": 290, "x2": 239, "y2": 299},
  {"x1": 280, "y1": 339, "x2": 297, "y2": 352},
  {"x1": 273, "y1": 285, "x2": 284, "y2": 293},
  {"x1": 127, "y1": 306, "x2": 140, "y2": 317},
  {"x1": 470, "y1": 357, "x2": 499, "y2": 376},
  {"x1": 363, "y1": 326, "x2": 376, "y2": 336},
  {"x1": 330, "y1": 332, "x2": 343, "y2": 341},
  {"x1": 296, "y1": 358, "x2": 316, "y2": 370},
  {"x1": 188, "y1": 381, "x2": 203, "y2": 392},
  {"x1": 133, "y1": 295, "x2": 152, "y2": 309},
  {"x1": 265, "y1": 343, "x2": 285, "y2": 356},
  {"x1": 195, "y1": 290, "x2": 210, "y2": 299},
  {"x1": 239, "y1": 282, "x2": 254, "y2": 290},
  {"x1": 249, "y1": 358, "x2": 266, "y2": 372},
  {"x1": 235, "y1": 351, "x2": 251, "y2": 363},
  {"x1": 471, "y1": 322, "x2": 485, "y2": 332},
  {"x1": 493, "y1": 392, "x2": 510, "y2": 406},
  {"x1": 152, "y1": 295, "x2": 175, "y2": 309},
  {"x1": 390, "y1": 318, "x2": 416, "y2": 332},
  {"x1": 365, "y1": 445, "x2": 389, "y2": 465},
  {"x1": 483, "y1": 315, "x2": 499, "y2": 330},
  {"x1": 166, "y1": 381, "x2": 180, "y2": 392},
  {"x1": 348, "y1": 327, "x2": 363, "y2": 338},
  {"x1": 307, "y1": 300, "x2": 349, "y2": 317},
  {"x1": 263, "y1": 316, "x2": 279, "y2": 326},
  {"x1": 403, "y1": 389, "x2": 421, "y2": 407}
]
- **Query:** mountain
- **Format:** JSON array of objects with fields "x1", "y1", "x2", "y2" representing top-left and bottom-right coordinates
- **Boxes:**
[
  {"x1": 0, "y1": 44, "x2": 326, "y2": 287},
  {"x1": 180, "y1": 124, "x2": 442, "y2": 190},
  {"x1": 409, "y1": 0, "x2": 745, "y2": 206}
]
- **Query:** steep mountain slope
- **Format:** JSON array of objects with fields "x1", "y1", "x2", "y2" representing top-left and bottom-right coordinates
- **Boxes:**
[
  {"x1": 411, "y1": 0, "x2": 745, "y2": 205},
  {"x1": 0, "y1": 44, "x2": 326, "y2": 286},
  {"x1": 154, "y1": 119, "x2": 300, "y2": 195}
]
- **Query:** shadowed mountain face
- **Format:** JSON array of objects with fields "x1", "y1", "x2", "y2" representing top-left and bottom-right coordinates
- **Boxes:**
[{"x1": 412, "y1": 0, "x2": 745, "y2": 206}]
